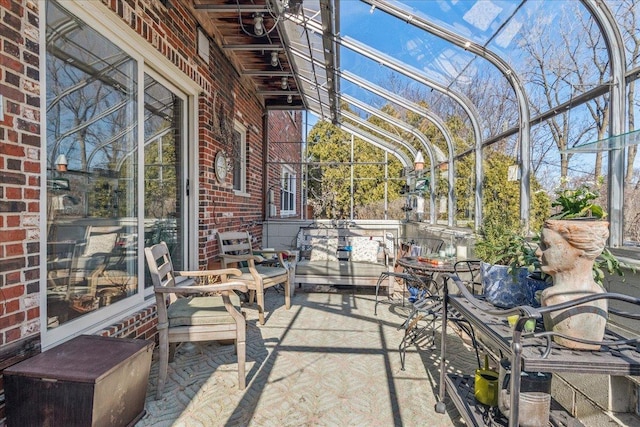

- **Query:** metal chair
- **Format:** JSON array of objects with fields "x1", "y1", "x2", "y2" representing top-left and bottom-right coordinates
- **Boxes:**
[
  {"x1": 398, "y1": 272, "x2": 482, "y2": 371},
  {"x1": 145, "y1": 242, "x2": 249, "y2": 398}
]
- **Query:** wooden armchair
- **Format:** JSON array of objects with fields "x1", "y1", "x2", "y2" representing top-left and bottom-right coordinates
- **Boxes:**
[
  {"x1": 145, "y1": 242, "x2": 248, "y2": 398},
  {"x1": 216, "y1": 231, "x2": 291, "y2": 325}
]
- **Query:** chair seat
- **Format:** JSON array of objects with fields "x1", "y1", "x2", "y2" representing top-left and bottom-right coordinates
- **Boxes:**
[
  {"x1": 238, "y1": 266, "x2": 288, "y2": 280},
  {"x1": 168, "y1": 294, "x2": 241, "y2": 327}
]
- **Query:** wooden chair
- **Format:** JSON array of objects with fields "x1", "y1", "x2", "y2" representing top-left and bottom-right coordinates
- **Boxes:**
[
  {"x1": 217, "y1": 231, "x2": 291, "y2": 325},
  {"x1": 145, "y1": 242, "x2": 248, "y2": 398}
]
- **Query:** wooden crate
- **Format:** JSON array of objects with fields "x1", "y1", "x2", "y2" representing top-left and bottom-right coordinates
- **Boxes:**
[{"x1": 4, "y1": 335, "x2": 154, "y2": 427}]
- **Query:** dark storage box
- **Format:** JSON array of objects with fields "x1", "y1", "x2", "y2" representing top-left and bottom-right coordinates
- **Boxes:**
[{"x1": 4, "y1": 335, "x2": 154, "y2": 427}]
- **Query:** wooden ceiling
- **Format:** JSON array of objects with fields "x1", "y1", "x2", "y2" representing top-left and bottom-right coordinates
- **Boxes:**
[{"x1": 192, "y1": 0, "x2": 304, "y2": 110}]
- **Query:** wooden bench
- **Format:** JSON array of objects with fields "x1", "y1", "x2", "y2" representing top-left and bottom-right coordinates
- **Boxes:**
[{"x1": 293, "y1": 227, "x2": 394, "y2": 291}]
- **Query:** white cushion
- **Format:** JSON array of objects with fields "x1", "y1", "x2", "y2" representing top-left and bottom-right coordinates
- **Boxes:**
[
  {"x1": 309, "y1": 237, "x2": 338, "y2": 261},
  {"x1": 350, "y1": 237, "x2": 380, "y2": 263}
]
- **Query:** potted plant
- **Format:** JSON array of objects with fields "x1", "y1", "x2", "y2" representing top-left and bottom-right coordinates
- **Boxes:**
[
  {"x1": 537, "y1": 179, "x2": 628, "y2": 349},
  {"x1": 474, "y1": 218, "x2": 546, "y2": 308}
]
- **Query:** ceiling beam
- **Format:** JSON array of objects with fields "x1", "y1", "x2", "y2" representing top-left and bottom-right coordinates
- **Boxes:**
[
  {"x1": 194, "y1": 4, "x2": 269, "y2": 13},
  {"x1": 223, "y1": 44, "x2": 282, "y2": 51}
]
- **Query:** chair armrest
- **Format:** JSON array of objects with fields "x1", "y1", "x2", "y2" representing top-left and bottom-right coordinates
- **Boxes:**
[
  {"x1": 154, "y1": 281, "x2": 248, "y2": 295},
  {"x1": 176, "y1": 268, "x2": 242, "y2": 279},
  {"x1": 219, "y1": 254, "x2": 258, "y2": 265}
]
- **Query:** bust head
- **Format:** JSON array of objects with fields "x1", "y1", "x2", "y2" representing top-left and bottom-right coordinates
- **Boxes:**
[{"x1": 537, "y1": 219, "x2": 609, "y2": 275}]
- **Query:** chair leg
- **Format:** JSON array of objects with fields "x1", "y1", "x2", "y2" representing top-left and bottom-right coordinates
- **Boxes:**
[
  {"x1": 256, "y1": 290, "x2": 265, "y2": 325},
  {"x1": 168, "y1": 342, "x2": 177, "y2": 362},
  {"x1": 248, "y1": 290, "x2": 256, "y2": 305},
  {"x1": 237, "y1": 339, "x2": 246, "y2": 390},
  {"x1": 284, "y1": 276, "x2": 291, "y2": 310},
  {"x1": 156, "y1": 330, "x2": 169, "y2": 399}
]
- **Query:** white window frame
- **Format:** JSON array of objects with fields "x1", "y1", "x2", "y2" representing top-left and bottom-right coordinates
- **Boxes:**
[
  {"x1": 40, "y1": 0, "x2": 201, "y2": 349},
  {"x1": 232, "y1": 121, "x2": 248, "y2": 196},
  {"x1": 280, "y1": 166, "x2": 296, "y2": 216}
]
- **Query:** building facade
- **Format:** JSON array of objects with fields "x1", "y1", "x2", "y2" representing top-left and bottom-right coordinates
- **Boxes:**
[{"x1": 0, "y1": 0, "x2": 302, "y2": 418}]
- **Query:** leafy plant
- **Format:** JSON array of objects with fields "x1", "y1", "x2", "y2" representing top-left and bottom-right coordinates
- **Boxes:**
[
  {"x1": 474, "y1": 218, "x2": 528, "y2": 268},
  {"x1": 550, "y1": 179, "x2": 606, "y2": 219}
]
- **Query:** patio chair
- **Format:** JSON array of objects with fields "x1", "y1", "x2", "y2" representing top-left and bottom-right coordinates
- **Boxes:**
[
  {"x1": 145, "y1": 242, "x2": 248, "y2": 398},
  {"x1": 217, "y1": 231, "x2": 291, "y2": 325}
]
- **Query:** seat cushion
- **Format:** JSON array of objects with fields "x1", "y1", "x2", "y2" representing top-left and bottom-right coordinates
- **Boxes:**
[
  {"x1": 350, "y1": 237, "x2": 381, "y2": 263},
  {"x1": 168, "y1": 294, "x2": 241, "y2": 327},
  {"x1": 295, "y1": 261, "x2": 387, "y2": 277},
  {"x1": 238, "y1": 266, "x2": 288, "y2": 280}
]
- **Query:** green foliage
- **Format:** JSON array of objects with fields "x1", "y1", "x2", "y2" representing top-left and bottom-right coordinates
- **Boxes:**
[
  {"x1": 550, "y1": 179, "x2": 606, "y2": 219},
  {"x1": 474, "y1": 216, "x2": 528, "y2": 267},
  {"x1": 306, "y1": 121, "x2": 404, "y2": 219}
]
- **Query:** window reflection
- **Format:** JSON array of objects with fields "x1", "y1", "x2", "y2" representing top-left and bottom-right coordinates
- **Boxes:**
[
  {"x1": 46, "y1": 0, "x2": 138, "y2": 327},
  {"x1": 143, "y1": 73, "x2": 184, "y2": 286}
]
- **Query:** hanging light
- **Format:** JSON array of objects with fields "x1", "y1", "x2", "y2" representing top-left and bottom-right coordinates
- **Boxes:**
[
  {"x1": 55, "y1": 154, "x2": 68, "y2": 172},
  {"x1": 281, "y1": 77, "x2": 288, "y2": 89},
  {"x1": 287, "y1": 94, "x2": 293, "y2": 104},
  {"x1": 414, "y1": 151, "x2": 425, "y2": 171},
  {"x1": 253, "y1": 13, "x2": 264, "y2": 36},
  {"x1": 270, "y1": 51, "x2": 279, "y2": 67}
]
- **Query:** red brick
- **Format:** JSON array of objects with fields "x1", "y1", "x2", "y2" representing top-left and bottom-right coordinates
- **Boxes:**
[
  {"x1": 5, "y1": 187, "x2": 21, "y2": 199},
  {"x1": 0, "y1": 312, "x2": 25, "y2": 330},
  {"x1": 6, "y1": 215, "x2": 19, "y2": 227},
  {"x1": 5, "y1": 243, "x2": 23, "y2": 256},
  {"x1": 27, "y1": 306, "x2": 39, "y2": 320},
  {"x1": 2, "y1": 284, "x2": 24, "y2": 299},
  {"x1": 0, "y1": 229, "x2": 25, "y2": 242},
  {"x1": 4, "y1": 299, "x2": 20, "y2": 313}
]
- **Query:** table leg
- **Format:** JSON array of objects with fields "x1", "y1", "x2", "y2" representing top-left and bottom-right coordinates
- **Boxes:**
[{"x1": 435, "y1": 278, "x2": 449, "y2": 413}]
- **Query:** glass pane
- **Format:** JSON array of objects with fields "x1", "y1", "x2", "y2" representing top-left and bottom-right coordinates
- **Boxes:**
[
  {"x1": 143, "y1": 73, "x2": 184, "y2": 285},
  {"x1": 46, "y1": 0, "x2": 138, "y2": 327}
]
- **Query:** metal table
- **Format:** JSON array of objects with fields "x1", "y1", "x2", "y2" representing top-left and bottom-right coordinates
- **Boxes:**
[{"x1": 435, "y1": 275, "x2": 640, "y2": 427}]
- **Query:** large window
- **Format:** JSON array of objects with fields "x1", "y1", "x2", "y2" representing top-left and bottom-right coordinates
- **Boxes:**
[
  {"x1": 281, "y1": 167, "x2": 296, "y2": 216},
  {"x1": 232, "y1": 121, "x2": 247, "y2": 194},
  {"x1": 44, "y1": 0, "x2": 192, "y2": 345}
]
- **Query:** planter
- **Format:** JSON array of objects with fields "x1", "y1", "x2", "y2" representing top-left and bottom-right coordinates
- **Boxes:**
[
  {"x1": 481, "y1": 262, "x2": 530, "y2": 309},
  {"x1": 538, "y1": 219, "x2": 609, "y2": 350},
  {"x1": 526, "y1": 274, "x2": 552, "y2": 308}
]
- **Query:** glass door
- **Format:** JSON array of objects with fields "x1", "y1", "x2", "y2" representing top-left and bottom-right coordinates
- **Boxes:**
[{"x1": 143, "y1": 72, "x2": 187, "y2": 286}]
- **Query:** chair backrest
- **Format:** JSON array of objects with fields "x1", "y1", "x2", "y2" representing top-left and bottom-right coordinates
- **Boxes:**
[
  {"x1": 454, "y1": 259, "x2": 482, "y2": 294},
  {"x1": 217, "y1": 231, "x2": 253, "y2": 256}
]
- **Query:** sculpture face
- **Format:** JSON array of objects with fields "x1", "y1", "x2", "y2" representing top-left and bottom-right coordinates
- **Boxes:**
[{"x1": 536, "y1": 227, "x2": 582, "y2": 275}]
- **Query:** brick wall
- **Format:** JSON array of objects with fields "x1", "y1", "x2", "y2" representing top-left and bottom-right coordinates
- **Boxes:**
[
  {"x1": 267, "y1": 110, "x2": 304, "y2": 219},
  {"x1": 0, "y1": 0, "x2": 302, "y2": 421}
]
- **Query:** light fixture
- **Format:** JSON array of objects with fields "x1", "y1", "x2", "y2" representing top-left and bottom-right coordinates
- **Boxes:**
[
  {"x1": 253, "y1": 13, "x2": 264, "y2": 36},
  {"x1": 281, "y1": 77, "x2": 288, "y2": 89},
  {"x1": 287, "y1": 94, "x2": 293, "y2": 104},
  {"x1": 55, "y1": 154, "x2": 68, "y2": 172},
  {"x1": 270, "y1": 51, "x2": 279, "y2": 67},
  {"x1": 414, "y1": 151, "x2": 424, "y2": 172}
]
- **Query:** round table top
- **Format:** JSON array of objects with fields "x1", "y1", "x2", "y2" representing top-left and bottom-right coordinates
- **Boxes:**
[{"x1": 397, "y1": 256, "x2": 460, "y2": 273}]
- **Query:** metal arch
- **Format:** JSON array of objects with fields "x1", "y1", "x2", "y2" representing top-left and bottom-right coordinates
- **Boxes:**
[
  {"x1": 339, "y1": 35, "x2": 486, "y2": 229},
  {"x1": 342, "y1": 111, "x2": 436, "y2": 224},
  {"x1": 342, "y1": 96, "x2": 446, "y2": 226},
  {"x1": 580, "y1": 0, "x2": 627, "y2": 247},
  {"x1": 361, "y1": 0, "x2": 532, "y2": 231},
  {"x1": 305, "y1": 101, "x2": 414, "y2": 166},
  {"x1": 338, "y1": 123, "x2": 414, "y2": 168},
  {"x1": 289, "y1": 13, "x2": 485, "y2": 228},
  {"x1": 341, "y1": 71, "x2": 463, "y2": 226}
]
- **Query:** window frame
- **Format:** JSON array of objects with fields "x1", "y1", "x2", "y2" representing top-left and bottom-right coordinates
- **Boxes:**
[
  {"x1": 280, "y1": 165, "x2": 297, "y2": 216},
  {"x1": 40, "y1": 0, "x2": 200, "y2": 350},
  {"x1": 232, "y1": 121, "x2": 248, "y2": 196}
]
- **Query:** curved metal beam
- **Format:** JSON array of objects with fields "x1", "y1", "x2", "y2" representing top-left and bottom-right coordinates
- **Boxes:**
[
  {"x1": 306, "y1": 102, "x2": 413, "y2": 166},
  {"x1": 341, "y1": 72, "x2": 461, "y2": 225},
  {"x1": 362, "y1": 0, "x2": 532, "y2": 231},
  {"x1": 580, "y1": 0, "x2": 627, "y2": 246},
  {"x1": 343, "y1": 96, "x2": 446, "y2": 225},
  {"x1": 291, "y1": 14, "x2": 485, "y2": 228}
]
